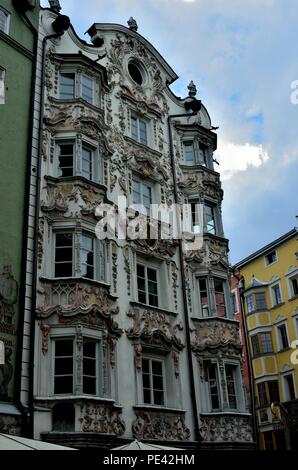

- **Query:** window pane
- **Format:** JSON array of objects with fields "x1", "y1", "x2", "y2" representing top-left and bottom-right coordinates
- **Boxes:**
[
  {"x1": 198, "y1": 143, "x2": 207, "y2": 165},
  {"x1": 214, "y1": 278, "x2": 226, "y2": 317},
  {"x1": 246, "y1": 295, "x2": 254, "y2": 313},
  {"x1": 0, "y1": 10, "x2": 8, "y2": 33},
  {"x1": 153, "y1": 390, "x2": 164, "y2": 405},
  {"x1": 82, "y1": 147, "x2": 93, "y2": 180},
  {"x1": 139, "y1": 120, "x2": 147, "y2": 145},
  {"x1": 207, "y1": 363, "x2": 220, "y2": 410},
  {"x1": 152, "y1": 361, "x2": 162, "y2": 375},
  {"x1": 55, "y1": 358, "x2": 73, "y2": 375},
  {"x1": 147, "y1": 268, "x2": 157, "y2": 282},
  {"x1": 278, "y1": 325, "x2": 289, "y2": 350},
  {"x1": 258, "y1": 382, "x2": 268, "y2": 406},
  {"x1": 60, "y1": 73, "x2": 75, "y2": 99},
  {"x1": 81, "y1": 75, "x2": 94, "y2": 104},
  {"x1": 80, "y1": 234, "x2": 94, "y2": 279},
  {"x1": 132, "y1": 180, "x2": 141, "y2": 204},
  {"x1": 55, "y1": 339, "x2": 73, "y2": 357},
  {"x1": 184, "y1": 142, "x2": 194, "y2": 165},
  {"x1": 261, "y1": 332, "x2": 273, "y2": 353},
  {"x1": 268, "y1": 381, "x2": 280, "y2": 403},
  {"x1": 55, "y1": 233, "x2": 73, "y2": 278},
  {"x1": 251, "y1": 335, "x2": 260, "y2": 355},
  {"x1": 204, "y1": 204, "x2": 216, "y2": 234},
  {"x1": 143, "y1": 388, "x2": 151, "y2": 404},
  {"x1": 255, "y1": 292, "x2": 267, "y2": 310},
  {"x1": 285, "y1": 375, "x2": 296, "y2": 401},
  {"x1": 58, "y1": 144, "x2": 74, "y2": 177},
  {"x1": 225, "y1": 364, "x2": 237, "y2": 409},
  {"x1": 54, "y1": 376, "x2": 73, "y2": 394},
  {"x1": 83, "y1": 377, "x2": 96, "y2": 395},
  {"x1": 54, "y1": 339, "x2": 73, "y2": 394},
  {"x1": 131, "y1": 116, "x2": 138, "y2": 140}
]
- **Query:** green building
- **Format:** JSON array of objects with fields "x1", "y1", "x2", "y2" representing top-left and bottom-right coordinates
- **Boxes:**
[{"x1": 0, "y1": 0, "x2": 39, "y2": 435}]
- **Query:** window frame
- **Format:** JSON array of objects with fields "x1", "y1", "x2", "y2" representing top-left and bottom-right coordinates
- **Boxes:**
[
  {"x1": 0, "y1": 67, "x2": 5, "y2": 105},
  {"x1": 0, "y1": 7, "x2": 10, "y2": 35},
  {"x1": 55, "y1": 136, "x2": 101, "y2": 183},
  {"x1": 59, "y1": 70, "x2": 97, "y2": 106},
  {"x1": 53, "y1": 229, "x2": 105, "y2": 282},
  {"x1": 141, "y1": 357, "x2": 166, "y2": 406},
  {"x1": 132, "y1": 178, "x2": 153, "y2": 215},
  {"x1": 197, "y1": 276, "x2": 231, "y2": 319},
  {"x1": 270, "y1": 282, "x2": 283, "y2": 307},
  {"x1": 136, "y1": 262, "x2": 159, "y2": 307},
  {"x1": 52, "y1": 335, "x2": 100, "y2": 397},
  {"x1": 276, "y1": 323, "x2": 289, "y2": 351},
  {"x1": 264, "y1": 250, "x2": 278, "y2": 267},
  {"x1": 131, "y1": 113, "x2": 148, "y2": 146}
]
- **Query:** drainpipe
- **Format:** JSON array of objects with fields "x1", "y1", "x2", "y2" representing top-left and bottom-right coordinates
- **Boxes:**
[
  {"x1": 233, "y1": 270, "x2": 258, "y2": 448},
  {"x1": 167, "y1": 104, "x2": 201, "y2": 447},
  {"x1": 28, "y1": 13, "x2": 70, "y2": 438}
]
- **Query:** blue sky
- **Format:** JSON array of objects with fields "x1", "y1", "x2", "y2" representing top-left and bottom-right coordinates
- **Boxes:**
[{"x1": 42, "y1": 0, "x2": 298, "y2": 263}]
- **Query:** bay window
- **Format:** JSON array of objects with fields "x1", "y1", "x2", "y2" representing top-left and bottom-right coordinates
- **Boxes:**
[
  {"x1": 56, "y1": 138, "x2": 101, "y2": 183},
  {"x1": 59, "y1": 71, "x2": 96, "y2": 106},
  {"x1": 197, "y1": 276, "x2": 230, "y2": 318},
  {"x1": 54, "y1": 337, "x2": 99, "y2": 396},
  {"x1": 54, "y1": 231, "x2": 104, "y2": 281}
]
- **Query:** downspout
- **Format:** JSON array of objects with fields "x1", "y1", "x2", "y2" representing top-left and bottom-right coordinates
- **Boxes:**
[
  {"x1": 233, "y1": 270, "x2": 258, "y2": 448},
  {"x1": 28, "y1": 14, "x2": 70, "y2": 438},
  {"x1": 167, "y1": 110, "x2": 201, "y2": 447},
  {"x1": 14, "y1": 9, "x2": 38, "y2": 437}
]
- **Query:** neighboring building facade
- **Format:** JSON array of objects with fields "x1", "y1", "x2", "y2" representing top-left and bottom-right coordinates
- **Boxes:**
[
  {"x1": 234, "y1": 228, "x2": 298, "y2": 449},
  {"x1": 26, "y1": 6, "x2": 253, "y2": 449},
  {"x1": 0, "y1": 0, "x2": 39, "y2": 435}
]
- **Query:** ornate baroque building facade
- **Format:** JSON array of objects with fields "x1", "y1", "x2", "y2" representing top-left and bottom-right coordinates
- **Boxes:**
[{"x1": 22, "y1": 5, "x2": 254, "y2": 449}]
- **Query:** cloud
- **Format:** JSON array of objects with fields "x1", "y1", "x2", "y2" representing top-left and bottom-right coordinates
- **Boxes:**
[{"x1": 215, "y1": 141, "x2": 269, "y2": 180}]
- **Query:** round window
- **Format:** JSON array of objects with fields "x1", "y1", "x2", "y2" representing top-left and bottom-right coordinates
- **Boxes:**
[{"x1": 128, "y1": 61, "x2": 144, "y2": 86}]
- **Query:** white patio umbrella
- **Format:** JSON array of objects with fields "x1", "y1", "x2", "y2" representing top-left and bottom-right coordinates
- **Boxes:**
[
  {"x1": 0, "y1": 433, "x2": 75, "y2": 450},
  {"x1": 112, "y1": 439, "x2": 183, "y2": 450}
]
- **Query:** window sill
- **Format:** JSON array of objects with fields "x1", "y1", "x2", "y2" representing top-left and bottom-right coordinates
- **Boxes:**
[
  {"x1": 246, "y1": 308, "x2": 269, "y2": 316},
  {"x1": 289, "y1": 294, "x2": 298, "y2": 302},
  {"x1": 133, "y1": 404, "x2": 186, "y2": 414},
  {"x1": 191, "y1": 316, "x2": 239, "y2": 325},
  {"x1": 35, "y1": 396, "x2": 122, "y2": 409},
  {"x1": 130, "y1": 301, "x2": 177, "y2": 317},
  {"x1": 270, "y1": 302, "x2": 285, "y2": 310},
  {"x1": 124, "y1": 136, "x2": 162, "y2": 158},
  {"x1": 277, "y1": 347, "x2": 291, "y2": 353},
  {"x1": 200, "y1": 411, "x2": 251, "y2": 416},
  {"x1": 179, "y1": 163, "x2": 220, "y2": 177},
  {"x1": 251, "y1": 352, "x2": 275, "y2": 359}
]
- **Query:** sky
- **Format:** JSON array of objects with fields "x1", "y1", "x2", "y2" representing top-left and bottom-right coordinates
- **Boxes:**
[{"x1": 41, "y1": 0, "x2": 298, "y2": 263}]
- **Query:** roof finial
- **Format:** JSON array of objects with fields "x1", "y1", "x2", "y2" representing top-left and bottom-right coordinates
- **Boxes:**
[
  {"x1": 127, "y1": 17, "x2": 138, "y2": 32},
  {"x1": 48, "y1": 0, "x2": 62, "y2": 13},
  {"x1": 188, "y1": 80, "x2": 197, "y2": 98}
]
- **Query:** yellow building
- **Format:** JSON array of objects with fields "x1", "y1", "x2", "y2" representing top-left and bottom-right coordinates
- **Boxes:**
[{"x1": 235, "y1": 228, "x2": 298, "y2": 450}]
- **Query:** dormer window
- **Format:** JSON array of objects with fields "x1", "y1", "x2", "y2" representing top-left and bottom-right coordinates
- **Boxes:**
[{"x1": 265, "y1": 250, "x2": 277, "y2": 266}]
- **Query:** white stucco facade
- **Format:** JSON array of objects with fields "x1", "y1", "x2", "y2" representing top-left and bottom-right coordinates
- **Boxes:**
[{"x1": 29, "y1": 7, "x2": 254, "y2": 449}]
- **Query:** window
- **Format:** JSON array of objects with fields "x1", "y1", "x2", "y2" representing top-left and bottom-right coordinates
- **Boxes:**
[
  {"x1": 257, "y1": 380, "x2": 280, "y2": 406},
  {"x1": 277, "y1": 324, "x2": 289, "y2": 350},
  {"x1": 0, "y1": 8, "x2": 9, "y2": 34},
  {"x1": 54, "y1": 231, "x2": 103, "y2": 280},
  {"x1": 284, "y1": 374, "x2": 296, "y2": 401},
  {"x1": 214, "y1": 278, "x2": 227, "y2": 317},
  {"x1": 58, "y1": 143, "x2": 74, "y2": 177},
  {"x1": 128, "y1": 62, "x2": 144, "y2": 86},
  {"x1": 272, "y1": 284, "x2": 282, "y2": 306},
  {"x1": 54, "y1": 337, "x2": 99, "y2": 396},
  {"x1": 225, "y1": 364, "x2": 237, "y2": 410},
  {"x1": 206, "y1": 363, "x2": 220, "y2": 410},
  {"x1": 60, "y1": 73, "x2": 75, "y2": 100},
  {"x1": 189, "y1": 201, "x2": 202, "y2": 234},
  {"x1": 231, "y1": 292, "x2": 238, "y2": 314},
  {"x1": 131, "y1": 114, "x2": 147, "y2": 145},
  {"x1": 204, "y1": 203, "x2": 216, "y2": 235},
  {"x1": 81, "y1": 75, "x2": 94, "y2": 104},
  {"x1": 83, "y1": 340, "x2": 97, "y2": 394},
  {"x1": 55, "y1": 233, "x2": 73, "y2": 278},
  {"x1": 199, "y1": 279, "x2": 210, "y2": 317},
  {"x1": 265, "y1": 250, "x2": 277, "y2": 266},
  {"x1": 142, "y1": 358, "x2": 164, "y2": 405},
  {"x1": 183, "y1": 140, "x2": 208, "y2": 166},
  {"x1": 0, "y1": 68, "x2": 5, "y2": 105},
  {"x1": 56, "y1": 139, "x2": 100, "y2": 183},
  {"x1": 246, "y1": 295, "x2": 254, "y2": 313},
  {"x1": 82, "y1": 146, "x2": 93, "y2": 180},
  {"x1": 246, "y1": 292, "x2": 267, "y2": 313},
  {"x1": 251, "y1": 332, "x2": 273, "y2": 356},
  {"x1": 54, "y1": 339, "x2": 74, "y2": 394},
  {"x1": 59, "y1": 72, "x2": 96, "y2": 105},
  {"x1": 289, "y1": 275, "x2": 298, "y2": 298},
  {"x1": 198, "y1": 277, "x2": 230, "y2": 318},
  {"x1": 132, "y1": 179, "x2": 152, "y2": 214},
  {"x1": 137, "y1": 264, "x2": 158, "y2": 307}
]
